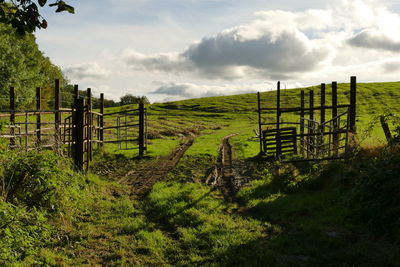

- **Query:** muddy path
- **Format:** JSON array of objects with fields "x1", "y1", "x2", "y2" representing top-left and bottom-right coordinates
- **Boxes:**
[
  {"x1": 206, "y1": 134, "x2": 246, "y2": 199},
  {"x1": 119, "y1": 136, "x2": 195, "y2": 198}
]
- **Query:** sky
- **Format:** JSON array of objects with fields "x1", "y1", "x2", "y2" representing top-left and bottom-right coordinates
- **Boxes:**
[{"x1": 35, "y1": 0, "x2": 400, "y2": 102}]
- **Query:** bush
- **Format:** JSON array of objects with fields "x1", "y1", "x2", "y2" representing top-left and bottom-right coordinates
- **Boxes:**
[
  {"x1": 0, "y1": 201, "x2": 53, "y2": 263},
  {"x1": 0, "y1": 150, "x2": 78, "y2": 211},
  {"x1": 350, "y1": 147, "x2": 400, "y2": 242}
]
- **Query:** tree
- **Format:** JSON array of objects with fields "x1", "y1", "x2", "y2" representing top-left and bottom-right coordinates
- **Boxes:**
[
  {"x1": 0, "y1": 0, "x2": 74, "y2": 33},
  {"x1": 0, "y1": 23, "x2": 69, "y2": 109},
  {"x1": 119, "y1": 94, "x2": 149, "y2": 106}
]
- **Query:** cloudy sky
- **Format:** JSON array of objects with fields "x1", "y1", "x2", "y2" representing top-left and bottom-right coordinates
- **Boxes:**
[{"x1": 35, "y1": 0, "x2": 400, "y2": 102}]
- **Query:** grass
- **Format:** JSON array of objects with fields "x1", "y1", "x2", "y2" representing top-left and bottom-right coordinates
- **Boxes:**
[{"x1": 1, "y1": 80, "x2": 400, "y2": 265}]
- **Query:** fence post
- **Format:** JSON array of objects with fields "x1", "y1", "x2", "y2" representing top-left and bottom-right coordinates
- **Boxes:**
[
  {"x1": 139, "y1": 102, "x2": 145, "y2": 158},
  {"x1": 332, "y1": 81, "x2": 339, "y2": 156},
  {"x1": 276, "y1": 81, "x2": 281, "y2": 158},
  {"x1": 100, "y1": 93, "x2": 104, "y2": 147},
  {"x1": 86, "y1": 88, "x2": 92, "y2": 161},
  {"x1": 257, "y1": 92, "x2": 263, "y2": 154},
  {"x1": 54, "y1": 79, "x2": 61, "y2": 150},
  {"x1": 320, "y1": 83, "x2": 326, "y2": 128},
  {"x1": 380, "y1": 116, "x2": 392, "y2": 142},
  {"x1": 9, "y1": 87, "x2": 15, "y2": 149},
  {"x1": 73, "y1": 84, "x2": 79, "y2": 101},
  {"x1": 300, "y1": 90, "x2": 305, "y2": 157},
  {"x1": 350, "y1": 76, "x2": 357, "y2": 133},
  {"x1": 309, "y1": 90, "x2": 314, "y2": 158},
  {"x1": 73, "y1": 98, "x2": 84, "y2": 171},
  {"x1": 36, "y1": 87, "x2": 41, "y2": 145}
]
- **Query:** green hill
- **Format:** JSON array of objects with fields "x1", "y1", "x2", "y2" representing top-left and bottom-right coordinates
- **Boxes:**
[{"x1": 104, "y1": 81, "x2": 400, "y2": 158}]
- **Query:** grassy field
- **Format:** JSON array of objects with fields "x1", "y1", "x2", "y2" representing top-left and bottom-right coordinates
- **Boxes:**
[
  {"x1": 138, "y1": 81, "x2": 400, "y2": 159},
  {"x1": 1, "y1": 81, "x2": 400, "y2": 265}
]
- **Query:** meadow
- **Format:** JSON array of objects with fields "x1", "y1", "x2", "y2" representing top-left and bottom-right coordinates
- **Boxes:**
[{"x1": 1, "y1": 81, "x2": 400, "y2": 265}]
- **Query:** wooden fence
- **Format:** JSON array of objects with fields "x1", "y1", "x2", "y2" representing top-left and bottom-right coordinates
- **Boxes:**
[
  {"x1": 0, "y1": 80, "x2": 147, "y2": 171},
  {"x1": 257, "y1": 76, "x2": 357, "y2": 162}
]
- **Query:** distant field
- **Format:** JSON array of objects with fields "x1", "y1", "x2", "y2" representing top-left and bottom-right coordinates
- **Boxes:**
[
  {"x1": 1, "y1": 81, "x2": 399, "y2": 158},
  {"x1": 134, "y1": 81, "x2": 400, "y2": 158}
]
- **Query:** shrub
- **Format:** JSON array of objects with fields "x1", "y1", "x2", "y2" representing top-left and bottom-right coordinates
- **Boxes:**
[
  {"x1": 350, "y1": 147, "x2": 400, "y2": 242},
  {"x1": 0, "y1": 150, "x2": 77, "y2": 211},
  {"x1": 0, "y1": 201, "x2": 53, "y2": 263}
]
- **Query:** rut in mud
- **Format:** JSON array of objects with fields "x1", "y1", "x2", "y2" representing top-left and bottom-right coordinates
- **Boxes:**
[
  {"x1": 119, "y1": 137, "x2": 195, "y2": 198},
  {"x1": 206, "y1": 134, "x2": 248, "y2": 198}
]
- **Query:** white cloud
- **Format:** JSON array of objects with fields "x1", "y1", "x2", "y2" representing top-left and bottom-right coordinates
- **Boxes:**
[
  {"x1": 40, "y1": 0, "x2": 400, "y2": 102},
  {"x1": 63, "y1": 62, "x2": 111, "y2": 80},
  {"x1": 124, "y1": 9, "x2": 333, "y2": 80},
  {"x1": 348, "y1": 29, "x2": 400, "y2": 52},
  {"x1": 150, "y1": 81, "x2": 284, "y2": 101}
]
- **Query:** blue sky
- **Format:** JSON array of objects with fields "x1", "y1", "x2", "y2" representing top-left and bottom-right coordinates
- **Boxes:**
[{"x1": 35, "y1": 0, "x2": 400, "y2": 102}]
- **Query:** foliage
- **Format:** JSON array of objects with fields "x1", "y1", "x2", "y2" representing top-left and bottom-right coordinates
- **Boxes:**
[
  {"x1": 349, "y1": 147, "x2": 400, "y2": 242},
  {"x1": 0, "y1": 0, "x2": 74, "y2": 34},
  {"x1": 0, "y1": 150, "x2": 80, "y2": 211},
  {"x1": 0, "y1": 201, "x2": 53, "y2": 263},
  {"x1": 120, "y1": 94, "x2": 149, "y2": 105},
  {"x1": 0, "y1": 23, "x2": 68, "y2": 109}
]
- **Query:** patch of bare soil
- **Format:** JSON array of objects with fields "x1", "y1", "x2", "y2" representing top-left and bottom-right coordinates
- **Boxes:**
[
  {"x1": 119, "y1": 137, "x2": 195, "y2": 198},
  {"x1": 206, "y1": 134, "x2": 249, "y2": 199}
]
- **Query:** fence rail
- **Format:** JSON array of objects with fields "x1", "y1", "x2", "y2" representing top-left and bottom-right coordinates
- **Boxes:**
[
  {"x1": 257, "y1": 76, "x2": 357, "y2": 162},
  {"x1": 0, "y1": 80, "x2": 148, "y2": 171}
]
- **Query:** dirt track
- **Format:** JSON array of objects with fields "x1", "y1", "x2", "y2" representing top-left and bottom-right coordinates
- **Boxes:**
[
  {"x1": 206, "y1": 134, "x2": 240, "y2": 198},
  {"x1": 119, "y1": 137, "x2": 195, "y2": 198}
]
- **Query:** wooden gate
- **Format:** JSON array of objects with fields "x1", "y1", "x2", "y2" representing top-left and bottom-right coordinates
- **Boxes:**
[
  {"x1": 257, "y1": 76, "x2": 357, "y2": 162},
  {"x1": 0, "y1": 80, "x2": 148, "y2": 172},
  {"x1": 66, "y1": 99, "x2": 147, "y2": 171}
]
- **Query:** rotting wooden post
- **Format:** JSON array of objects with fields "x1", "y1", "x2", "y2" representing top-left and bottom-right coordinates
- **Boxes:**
[
  {"x1": 10, "y1": 87, "x2": 15, "y2": 149},
  {"x1": 73, "y1": 98, "x2": 84, "y2": 171},
  {"x1": 100, "y1": 93, "x2": 104, "y2": 147},
  {"x1": 309, "y1": 90, "x2": 314, "y2": 158},
  {"x1": 332, "y1": 81, "x2": 339, "y2": 156},
  {"x1": 257, "y1": 92, "x2": 263, "y2": 154},
  {"x1": 139, "y1": 102, "x2": 145, "y2": 158},
  {"x1": 36, "y1": 87, "x2": 41, "y2": 145},
  {"x1": 380, "y1": 116, "x2": 392, "y2": 142},
  {"x1": 300, "y1": 90, "x2": 305, "y2": 157},
  {"x1": 350, "y1": 76, "x2": 357, "y2": 133},
  {"x1": 86, "y1": 88, "x2": 92, "y2": 161},
  {"x1": 55, "y1": 79, "x2": 61, "y2": 150},
  {"x1": 276, "y1": 81, "x2": 281, "y2": 158}
]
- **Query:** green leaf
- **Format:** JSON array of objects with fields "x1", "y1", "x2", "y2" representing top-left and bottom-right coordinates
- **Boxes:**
[{"x1": 38, "y1": 0, "x2": 47, "y2": 7}]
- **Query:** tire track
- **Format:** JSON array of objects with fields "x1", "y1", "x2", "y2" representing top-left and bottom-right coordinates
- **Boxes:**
[
  {"x1": 120, "y1": 136, "x2": 195, "y2": 198},
  {"x1": 206, "y1": 134, "x2": 239, "y2": 198}
]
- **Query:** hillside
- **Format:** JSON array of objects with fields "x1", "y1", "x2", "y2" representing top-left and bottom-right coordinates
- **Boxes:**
[
  {"x1": 103, "y1": 81, "x2": 400, "y2": 159},
  {"x1": 1, "y1": 80, "x2": 400, "y2": 265}
]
